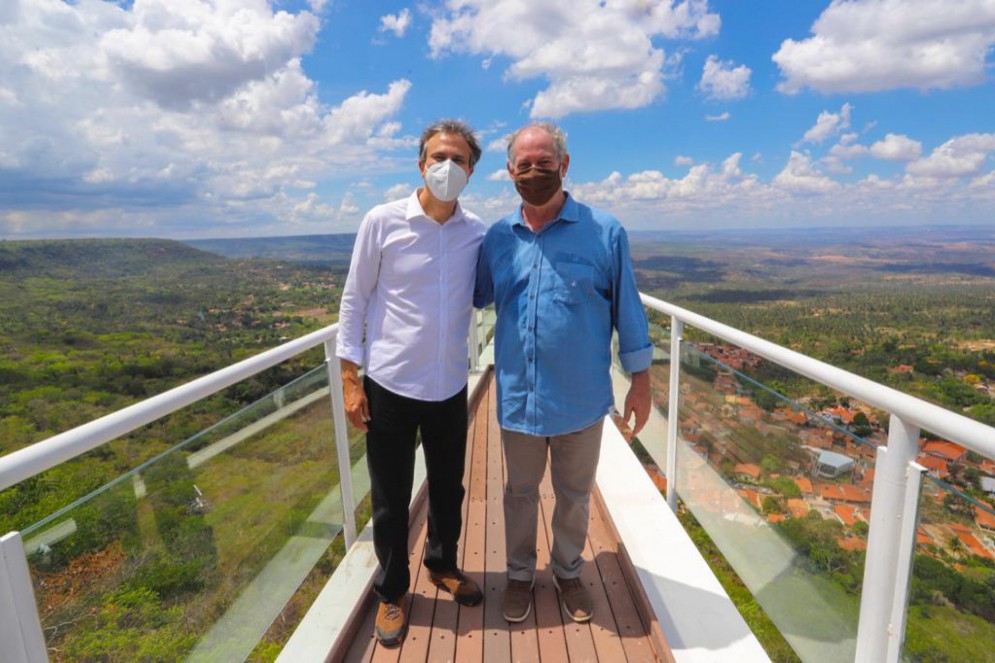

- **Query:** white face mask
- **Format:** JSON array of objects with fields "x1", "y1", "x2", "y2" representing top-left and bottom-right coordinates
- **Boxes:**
[{"x1": 424, "y1": 159, "x2": 468, "y2": 202}]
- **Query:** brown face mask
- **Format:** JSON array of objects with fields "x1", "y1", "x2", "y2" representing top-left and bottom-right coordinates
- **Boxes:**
[{"x1": 514, "y1": 167, "x2": 562, "y2": 207}]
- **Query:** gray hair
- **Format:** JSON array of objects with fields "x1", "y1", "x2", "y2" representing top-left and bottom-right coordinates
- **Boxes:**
[
  {"x1": 418, "y1": 119, "x2": 482, "y2": 168},
  {"x1": 506, "y1": 122, "x2": 568, "y2": 165}
]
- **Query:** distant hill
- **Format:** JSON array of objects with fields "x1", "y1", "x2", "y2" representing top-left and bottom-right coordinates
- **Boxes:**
[
  {"x1": 0, "y1": 237, "x2": 224, "y2": 277},
  {"x1": 184, "y1": 234, "x2": 356, "y2": 266}
]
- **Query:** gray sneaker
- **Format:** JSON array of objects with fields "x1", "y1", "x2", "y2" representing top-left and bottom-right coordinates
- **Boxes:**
[
  {"x1": 502, "y1": 579, "x2": 534, "y2": 623},
  {"x1": 553, "y1": 575, "x2": 593, "y2": 622}
]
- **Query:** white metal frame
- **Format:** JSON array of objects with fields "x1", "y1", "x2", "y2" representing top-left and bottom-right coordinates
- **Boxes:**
[
  {"x1": 640, "y1": 293, "x2": 995, "y2": 663},
  {"x1": 0, "y1": 324, "x2": 354, "y2": 662}
]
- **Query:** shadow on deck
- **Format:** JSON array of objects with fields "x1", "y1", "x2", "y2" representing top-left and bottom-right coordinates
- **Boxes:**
[{"x1": 338, "y1": 373, "x2": 671, "y2": 662}]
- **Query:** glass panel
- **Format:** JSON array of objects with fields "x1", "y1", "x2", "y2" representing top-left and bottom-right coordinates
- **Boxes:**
[
  {"x1": 654, "y1": 339, "x2": 873, "y2": 662},
  {"x1": 904, "y1": 474, "x2": 995, "y2": 662},
  {"x1": 19, "y1": 365, "x2": 352, "y2": 662}
]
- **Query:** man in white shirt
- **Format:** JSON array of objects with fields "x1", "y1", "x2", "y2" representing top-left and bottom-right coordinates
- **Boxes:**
[{"x1": 336, "y1": 119, "x2": 486, "y2": 647}]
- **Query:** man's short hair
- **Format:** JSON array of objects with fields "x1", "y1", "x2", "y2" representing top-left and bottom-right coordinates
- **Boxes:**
[
  {"x1": 419, "y1": 119, "x2": 482, "y2": 168},
  {"x1": 507, "y1": 122, "x2": 568, "y2": 165}
]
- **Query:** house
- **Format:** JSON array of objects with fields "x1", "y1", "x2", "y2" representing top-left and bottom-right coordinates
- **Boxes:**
[
  {"x1": 794, "y1": 477, "x2": 813, "y2": 494},
  {"x1": 922, "y1": 440, "x2": 968, "y2": 464},
  {"x1": 733, "y1": 463, "x2": 762, "y2": 482},
  {"x1": 816, "y1": 451, "x2": 855, "y2": 478},
  {"x1": 918, "y1": 454, "x2": 950, "y2": 480},
  {"x1": 833, "y1": 504, "x2": 864, "y2": 527},
  {"x1": 819, "y1": 484, "x2": 872, "y2": 505},
  {"x1": 787, "y1": 498, "x2": 811, "y2": 519},
  {"x1": 980, "y1": 477, "x2": 995, "y2": 496},
  {"x1": 976, "y1": 506, "x2": 995, "y2": 534}
]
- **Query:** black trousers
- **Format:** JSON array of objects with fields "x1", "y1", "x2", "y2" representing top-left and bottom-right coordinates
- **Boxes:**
[{"x1": 364, "y1": 376, "x2": 469, "y2": 603}]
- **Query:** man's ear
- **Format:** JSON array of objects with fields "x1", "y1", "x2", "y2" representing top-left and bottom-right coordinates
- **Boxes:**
[{"x1": 560, "y1": 153, "x2": 570, "y2": 177}]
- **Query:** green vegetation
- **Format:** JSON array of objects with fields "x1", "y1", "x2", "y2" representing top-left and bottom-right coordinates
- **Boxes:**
[{"x1": 678, "y1": 507, "x2": 802, "y2": 662}]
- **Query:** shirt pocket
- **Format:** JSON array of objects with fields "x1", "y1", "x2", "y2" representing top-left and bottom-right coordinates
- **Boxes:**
[{"x1": 551, "y1": 261, "x2": 595, "y2": 305}]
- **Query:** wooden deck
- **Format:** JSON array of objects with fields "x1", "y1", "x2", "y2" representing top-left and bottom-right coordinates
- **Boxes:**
[{"x1": 339, "y1": 374, "x2": 670, "y2": 663}]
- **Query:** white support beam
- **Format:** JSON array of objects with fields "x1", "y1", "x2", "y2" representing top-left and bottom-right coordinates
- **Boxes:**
[{"x1": 0, "y1": 532, "x2": 48, "y2": 663}]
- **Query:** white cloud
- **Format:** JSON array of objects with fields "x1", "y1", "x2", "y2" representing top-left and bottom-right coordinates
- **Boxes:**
[
  {"x1": 869, "y1": 133, "x2": 923, "y2": 162},
  {"x1": 705, "y1": 111, "x2": 730, "y2": 122},
  {"x1": 907, "y1": 133, "x2": 995, "y2": 177},
  {"x1": 428, "y1": 0, "x2": 720, "y2": 118},
  {"x1": 379, "y1": 9, "x2": 411, "y2": 38},
  {"x1": 698, "y1": 55, "x2": 751, "y2": 100},
  {"x1": 0, "y1": 0, "x2": 416, "y2": 237},
  {"x1": 487, "y1": 169, "x2": 511, "y2": 182},
  {"x1": 486, "y1": 137, "x2": 509, "y2": 153},
  {"x1": 674, "y1": 155, "x2": 695, "y2": 166},
  {"x1": 384, "y1": 183, "x2": 413, "y2": 200},
  {"x1": 773, "y1": 0, "x2": 995, "y2": 94},
  {"x1": 773, "y1": 151, "x2": 841, "y2": 194},
  {"x1": 801, "y1": 103, "x2": 852, "y2": 144}
]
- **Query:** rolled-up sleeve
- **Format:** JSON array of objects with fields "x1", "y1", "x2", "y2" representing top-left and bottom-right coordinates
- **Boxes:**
[
  {"x1": 335, "y1": 213, "x2": 381, "y2": 366},
  {"x1": 611, "y1": 226, "x2": 652, "y2": 374}
]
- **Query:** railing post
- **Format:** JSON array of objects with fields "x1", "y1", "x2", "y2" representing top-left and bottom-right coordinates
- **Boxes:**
[
  {"x1": 887, "y1": 461, "x2": 927, "y2": 663},
  {"x1": 855, "y1": 414, "x2": 920, "y2": 663},
  {"x1": 666, "y1": 317, "x2": 683, "y2": 511},
  {"x1": 324, "y1": 341, "x2": 358, "y2": 549},
  {"x1": 468, "y1": 309, "x2": 480, "y2": 373},
  {"x1": 0, "y1": 532, "x2": 48, "y2": 663}
]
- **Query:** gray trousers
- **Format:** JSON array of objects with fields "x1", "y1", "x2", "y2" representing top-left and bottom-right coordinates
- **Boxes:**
[{"x1": 501, "y1": 419, "x2": 604, "y2": 582}]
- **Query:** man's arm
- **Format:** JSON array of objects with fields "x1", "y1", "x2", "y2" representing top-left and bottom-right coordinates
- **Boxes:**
[
  {"x1": 473, "y1": 233, "x2": 494, "y2": 309},
  {"x1": 340, "y1": 359, "x2": 370, "y2": 432},
  {"x1": 612, "y1": 224, "x2": 653, "y2": 436},
  {"x1": 622, "y1": 369, "x2": 650, "y2": 436},
  {"x1": 336, "y1": 211, "x2": 381, "y2": 432}
]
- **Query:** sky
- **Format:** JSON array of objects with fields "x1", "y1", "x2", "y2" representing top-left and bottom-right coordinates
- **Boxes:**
[{"x1": 1, "y1": 0, "x2": 994, "y2": 240}]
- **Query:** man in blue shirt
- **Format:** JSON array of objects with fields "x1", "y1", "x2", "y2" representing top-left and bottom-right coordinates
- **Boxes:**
[{"x1": 474, "y1": 122, "x2": 652, "y2": 624}]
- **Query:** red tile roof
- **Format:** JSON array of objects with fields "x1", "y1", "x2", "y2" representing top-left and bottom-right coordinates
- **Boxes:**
[
  {"x1": 787, "y1": 498, "x2": 811, "y2": 519},
  {"x1": 733, "y1": 463, "x2": 762, "y2": 480},
  {"x1": 922, "y1": 440, "x2": 967, "y2": 462}
]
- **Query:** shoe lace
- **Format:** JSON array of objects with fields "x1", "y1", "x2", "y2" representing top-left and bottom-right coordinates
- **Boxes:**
[{"x1": 384, "y1": 602, "x2": 403, "y2": 619}]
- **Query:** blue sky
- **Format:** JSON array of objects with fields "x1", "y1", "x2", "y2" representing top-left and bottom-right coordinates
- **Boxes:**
[{"x1": 1, "y1": 0, "x2": 993, "y2": 239}]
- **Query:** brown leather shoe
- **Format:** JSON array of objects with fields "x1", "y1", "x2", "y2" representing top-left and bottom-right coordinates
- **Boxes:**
[
  {"x1": 502, "y1": 578, "x2": 534, "y2": 623},
  {"x1": 429, "y1": 568, "x2": 483, "y2": 606},
  {"x1": 375, "y1": 598, "x2": 407, "y2": 647},
  {"x1": 553, "y1": 575, "x2": 593, "y2": 622}
]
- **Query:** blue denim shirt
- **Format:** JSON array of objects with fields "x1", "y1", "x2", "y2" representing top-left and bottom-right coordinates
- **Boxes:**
[{"x1": 474, "y1": 193, "x2": 652, "y2": 436}]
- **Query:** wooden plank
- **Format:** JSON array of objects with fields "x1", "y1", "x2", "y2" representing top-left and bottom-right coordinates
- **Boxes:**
[
  {"x1": 454, "y1": 384, "x2": 490, "y2": 663},
  {"x1": 536, "y1": 467, "x2": 590, "y2": 663},
  {"x1": 587, "y1": 501, "x2": 659, "y2": 663},
  {"x1": 371, "y1": 503, "x2": 431, "y2": 663},
  {"x1": 427, "y1": 401, "x2": 481, "y2": 663},
  {"x1": 592, "y1": 488, "x2": 675, "y2": 663},
  {"x1": 578, "y1": 530, "x2": 628, "y2": 663},
  {"x1": 399, "y1": 512, "x2": 438, "y2": 662},
  {"x1": 482, "y1": 382, "x2": 511, "y2": 663},
  {"x1": 508, "y1": 439, "x2": 541, "y2": 663}
]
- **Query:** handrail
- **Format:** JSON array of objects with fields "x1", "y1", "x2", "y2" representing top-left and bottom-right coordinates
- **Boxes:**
[
  {"x1": 641, "y1": 293, "x2": 995, "y2": 457},
  {"x1": 0, "y1": 324, "x2": 340, "y2": 492}
]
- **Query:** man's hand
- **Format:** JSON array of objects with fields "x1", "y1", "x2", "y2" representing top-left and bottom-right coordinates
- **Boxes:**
[
  {"x1": 622, "y1": 369, "x2": 650, "y2": 437},
  {"x1": 340, "y1": 359, "x2": 370, "y2": 432}
]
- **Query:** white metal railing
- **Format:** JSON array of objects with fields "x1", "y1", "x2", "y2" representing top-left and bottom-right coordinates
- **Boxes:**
[
  {"x1": 0, "y1": 311, "x2": 496, "y2": 663},
  {"x1": 641, "y1": 293, "x2": 995, "y2": 663},
  {"x1": 0, "y1": 324, "x2": 355, "y2": 663}
]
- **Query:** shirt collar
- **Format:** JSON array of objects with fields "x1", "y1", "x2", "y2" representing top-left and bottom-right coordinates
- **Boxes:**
[
  {"x1": 512, "y1": 191, "x2": 579, "y2": 228},
  {"x1": 406, "y1": 188, "x2": 466, "y2": 224}
]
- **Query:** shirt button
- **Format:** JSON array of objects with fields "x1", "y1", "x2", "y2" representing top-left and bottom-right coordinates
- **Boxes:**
[{"x1": 529, "y1": 293, "x2": 535, "y2": 300}]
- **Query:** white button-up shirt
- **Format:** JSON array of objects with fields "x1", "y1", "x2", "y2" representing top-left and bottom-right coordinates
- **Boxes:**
[{"x1": 336, "y1": 190, "x2": 486, "y2": 401}]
